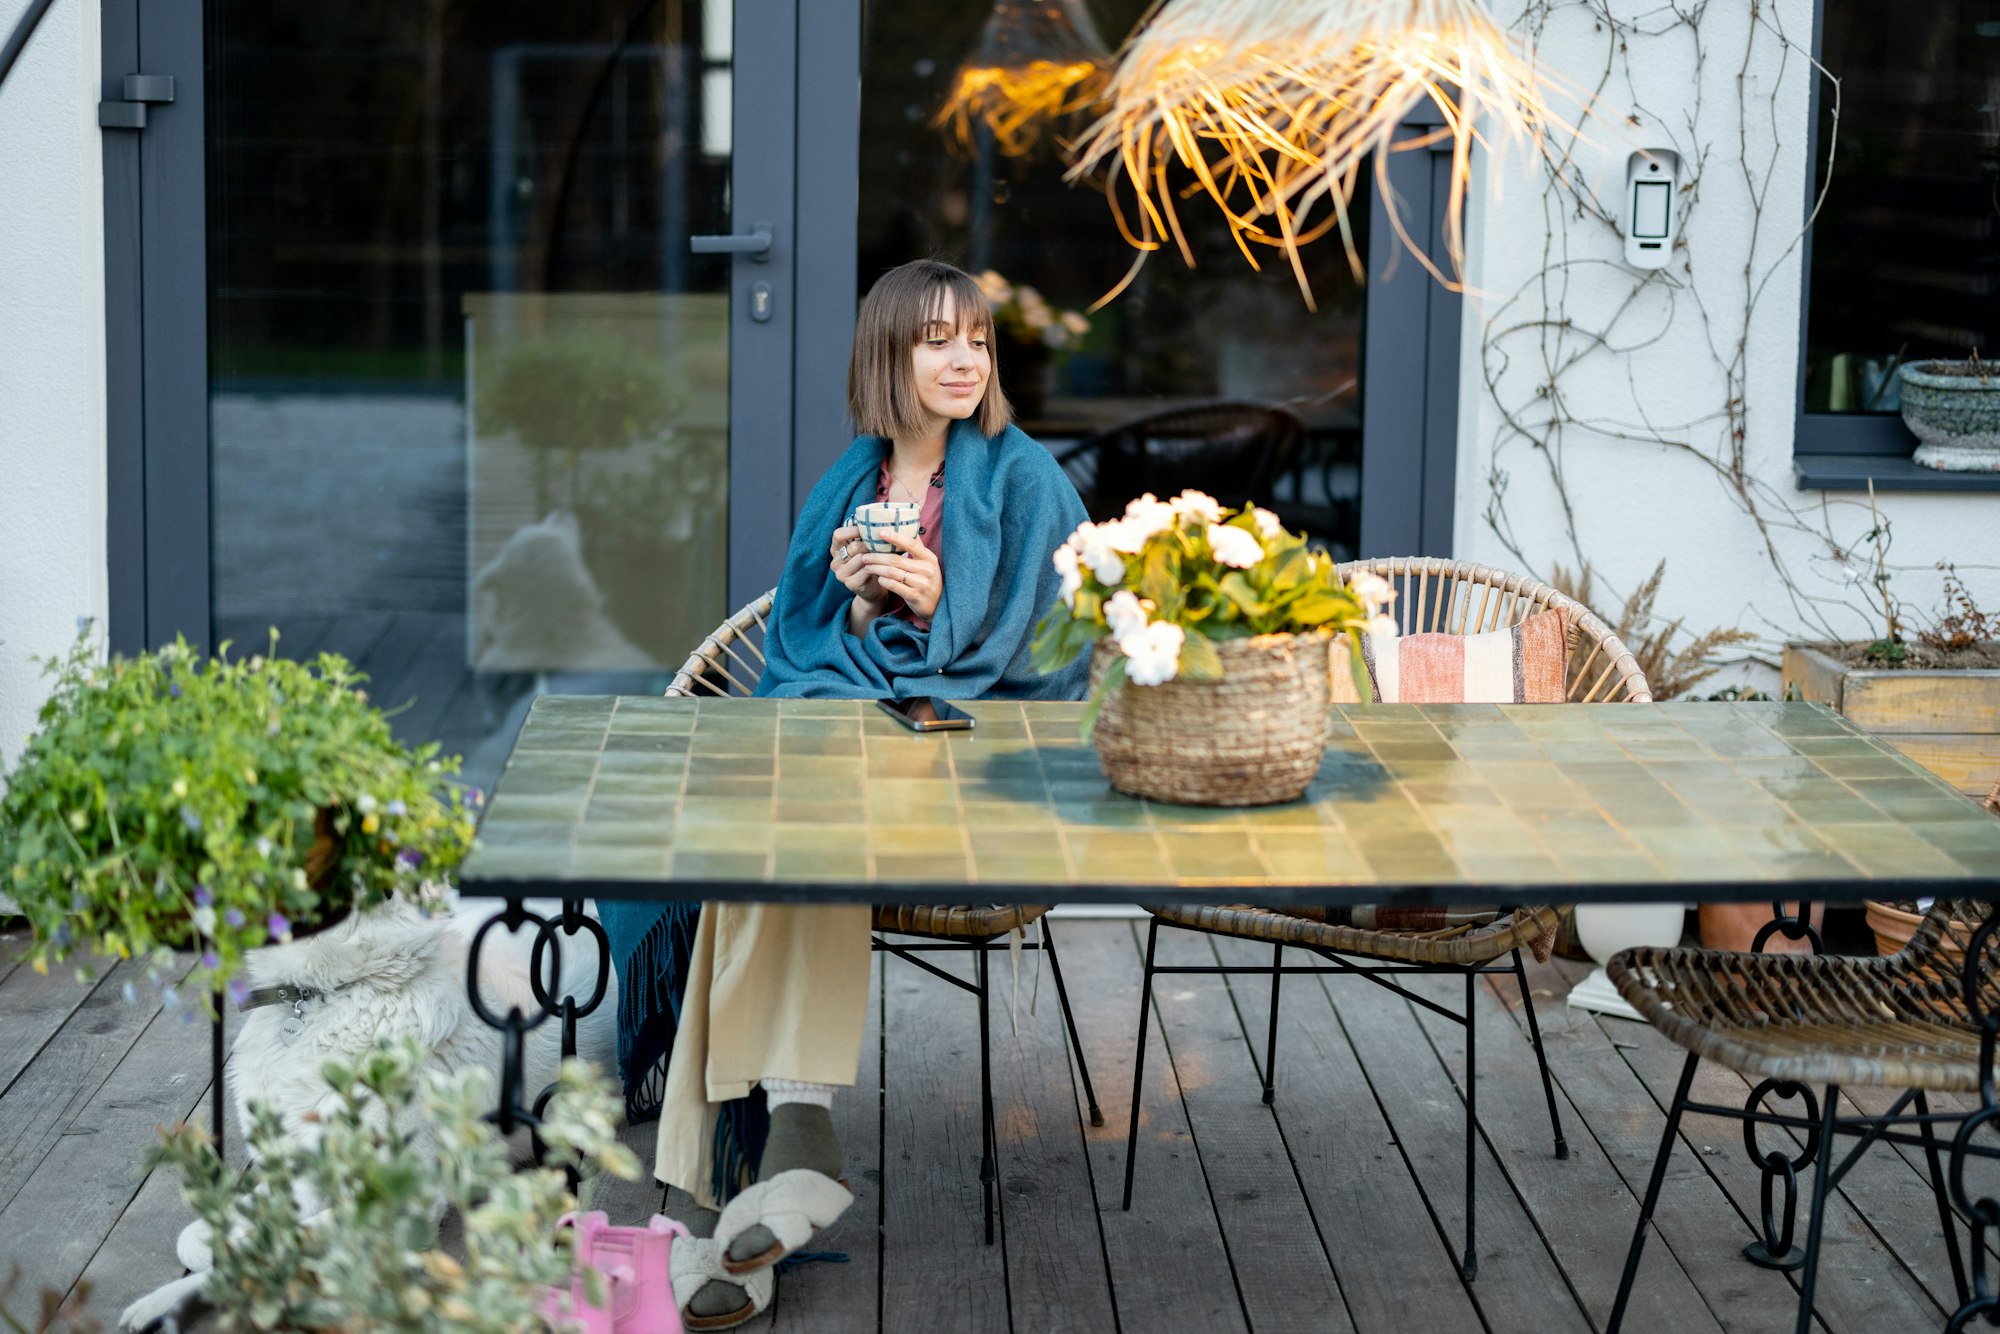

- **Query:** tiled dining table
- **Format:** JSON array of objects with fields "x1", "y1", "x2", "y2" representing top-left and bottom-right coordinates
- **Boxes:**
[{"x1": 459, "y1": 695, "x2": 2000, "y2": 909}]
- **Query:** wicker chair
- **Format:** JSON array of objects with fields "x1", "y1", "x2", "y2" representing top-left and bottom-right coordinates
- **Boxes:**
[
  {"x1": 1604, "y1": 900, "x2": 1997, "y2": 1333},
  {"x1": 1122, "y1": 558, "x2": 1654, "y2": 1281},
  {"x1": 667, "y1": 592, "x2": 1103, "y2": 1246}
]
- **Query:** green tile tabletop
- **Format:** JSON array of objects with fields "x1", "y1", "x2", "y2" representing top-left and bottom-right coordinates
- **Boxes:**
[{"x1": 456, "y1": 697, "x2": 2000, "y2": 907}]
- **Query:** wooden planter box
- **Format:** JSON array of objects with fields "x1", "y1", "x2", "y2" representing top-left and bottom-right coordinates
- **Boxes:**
[{"x1": 1783, "y1": 644, "x2": 2000, "y2": 797}]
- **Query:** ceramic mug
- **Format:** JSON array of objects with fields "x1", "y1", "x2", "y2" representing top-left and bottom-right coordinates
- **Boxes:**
[{"x1": 850, "y1": 501, "x2": 921, "y2": 554}]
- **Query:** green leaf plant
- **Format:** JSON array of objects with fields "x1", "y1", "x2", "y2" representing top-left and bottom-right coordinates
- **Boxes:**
[
  {"x1": 0, "y1": 628, "x2": 478, "y2": 1013},
  {"x1": 148, "y1": 1036, "x2": 642, "y2": 1332},
  {"x1": 1033, "y1": 491, "x2": 1391, "y2": 737}
]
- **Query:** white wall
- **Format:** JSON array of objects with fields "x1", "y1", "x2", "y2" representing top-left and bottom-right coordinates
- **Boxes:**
[
  {"x1": 0, "y1": 0, "x2": 105, "y2": 769},
  {"x1": 1456, "y1": 0, "x2": 1999, "y2": 690}
]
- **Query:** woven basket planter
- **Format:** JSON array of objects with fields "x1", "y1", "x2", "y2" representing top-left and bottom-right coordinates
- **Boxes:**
[{"x1": 1089, "y1": 632, "x2": 1331, "y2": 806}]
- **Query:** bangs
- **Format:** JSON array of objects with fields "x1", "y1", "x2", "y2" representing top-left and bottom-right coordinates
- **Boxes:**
[{"x1": 914, "y1": 271, "x2": 993, "y2": 343}]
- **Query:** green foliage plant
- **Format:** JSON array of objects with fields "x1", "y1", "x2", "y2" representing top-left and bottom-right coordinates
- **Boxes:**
[
  {"x1": 148, "y1": 1036, "x2": 641, "y2": 1332},
  {"x1": 1, "y1": 630, "x2": 478, "y2": 1008},
  {"x1": 1032, "y1": 490, "x2": 1388, "y2": 735}
]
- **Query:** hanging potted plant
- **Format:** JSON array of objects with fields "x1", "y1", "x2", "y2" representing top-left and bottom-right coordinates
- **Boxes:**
[
  {"x1": 0, "y1": 629, "x2": 478, "y2": 1011},
  {"x1": 1032, "y1": 490, "x2": 1390, "y2": 806}
]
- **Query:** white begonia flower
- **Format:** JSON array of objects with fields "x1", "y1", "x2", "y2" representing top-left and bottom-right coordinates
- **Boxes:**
[
  {"x1": 1023, "y1": 304, "x2": 1053, "y2": 331},
  {"x1": 1367, "y1": 613, "x2": 1400, "y2": 641},
  {"x1": 191, "y1": 906, "x2": 217, "y2": 937},
  {"x1": 1052, "y1": 544, "x2": 1083, "y2": 606},
  {"x1": 1207, "y1": 523, "x2": 1265, "y2": 570},
  {"x1": 1099, "y1": 518, "x2": 1150, "y2": 555},
  {"x1": 1252, "y1": 506, "x2": 1283, "y2": 539},
  {"x1": 1065, "y1": 520, "x2": 1096, "y2": 553},
  {"x1": 1104, "y1": 590, "x2": 1151, "y2": 642},
  {"x1": 1170, "y1": 489, "x2": 1223, "y2": 525},
  {"x1": 1120, "y1": 621, "x2": 1186, "y2": 686},
  {"x1": 1122, "y1": 493, "x2": 1176, "y2": 541},
  {"x1": 976, "y1": 270, "x2": 1012, "y2": 304},
  {"x1": 1078, "y1": 525, "x2": 1127, "y2": 586},
  {"x1": 1348, "y1": 570, "x2": 1396, "y2": 615}
]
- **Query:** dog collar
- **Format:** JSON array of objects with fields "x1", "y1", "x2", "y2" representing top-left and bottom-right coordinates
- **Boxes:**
[{"x1": 236, "y1": 981, "x2": 353, "y2": 1014}]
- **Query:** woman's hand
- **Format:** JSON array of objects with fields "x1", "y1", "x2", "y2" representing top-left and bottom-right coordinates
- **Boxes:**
[
  {"x1": 861, "y1": 530, "x2": 943, "y2": 621},
  {"x1": 830, "y1": 525, "x2": 888, "y2": 606}
]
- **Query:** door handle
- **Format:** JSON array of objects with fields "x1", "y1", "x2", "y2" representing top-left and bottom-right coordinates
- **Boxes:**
[{"x1": 689, "y1": 223, "x2": 773, "y2": 262}]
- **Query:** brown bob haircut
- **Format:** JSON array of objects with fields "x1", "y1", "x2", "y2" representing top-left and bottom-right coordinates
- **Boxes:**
[{"x1": 848, "y1": 259, "x2": 1011, "y2": 441}]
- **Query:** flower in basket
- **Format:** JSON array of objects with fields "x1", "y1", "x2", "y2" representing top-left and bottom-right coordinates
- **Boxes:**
[
  {"x1": 1034, "y1": 493, "x2": 1395, "y2": 806},
  {"x1": 1032, "y1": 491, "x2": 1397, "y2": 736},
  {"x1": 974, "y1": 270, "x2": 1092, "y2": 352},
  {"x1": 0, "y1": 629, "x2": 478, "y2": 1012}
]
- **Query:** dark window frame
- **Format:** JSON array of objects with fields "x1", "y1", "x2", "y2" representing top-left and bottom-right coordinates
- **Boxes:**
[{"x1": 1792, "y1": 0, "x2": 2000, "y2": 492}]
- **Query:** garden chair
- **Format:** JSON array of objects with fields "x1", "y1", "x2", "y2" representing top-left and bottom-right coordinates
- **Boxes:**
[
  {"x1": 667, "y1": 592, "x2": 1104, "y2": 1245},
  {"x1": 1053, "y1": 399, "x2": 1304, "y2": 523},
  {"x1": 1604, "y1": 899, "x2": 1996, "y2": 1333},
  {"x1": 1122, "y1": 558, "x2": 1655, "y2": 1281}
]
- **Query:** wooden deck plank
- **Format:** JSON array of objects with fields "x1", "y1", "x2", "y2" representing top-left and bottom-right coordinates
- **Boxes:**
[
  {"x1": 0, "y1": 927, "x2": 31, "y2": 987},
  {"x1": 0, "y1": 982, "x2": 211, "y2": 1302},
  {"x1": 1064, "y1": 920, "x2": 1248, "y2": 1334},
  {"x1": 1328, "y1": 959, "x2": 1595, "y2": 1334},
  {"x1": 1495, "y1": 962, "x2": 1806, "y2": 1333},
  {"x1": 879, "y1": 941, "x2": 1008, "y2": 1334},
  {"x1": 0, "y1": 957, "x2": 195, "y2": 1215},
  {"x1": 770, "y1": 952, "x2": 882, "y2": 1333},
  {"x1": 0, "y1": 944, "x2": 105, "y2": 1100},
  {"x1": 1147, "y1": 926, "x2": 1354, "y2": 1334},
  {"x1": 1608, "y1": 989, "x2": 1949, "y2": 1332},
  {"x1": 1401, "y1": 965, "x2": 1726, "y2": 1333},
  {"x1": 1208, "y1": 937, "x2": 1487, "y2": 1334},
  {"x1": 986, "y1": 926, "x2": 1118, "y2": 1334}
]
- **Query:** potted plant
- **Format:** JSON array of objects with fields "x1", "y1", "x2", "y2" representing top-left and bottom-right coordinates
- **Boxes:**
[
  {"x1": 1898, "y1": 349, "x2": 2000, "y2": 472},
  {"x1": 1032, "y1": 490, "x2": 1388, "y2": 806},
  {"x1": 146, "y1": 1036, "x2": 641, "y2": 1332},
  {"x1": 0, "y1": 630, "x2": 478, "y2": 1010},
  {"x1": 974, "y1": 270, "x2": 1090, "y2": 420}
]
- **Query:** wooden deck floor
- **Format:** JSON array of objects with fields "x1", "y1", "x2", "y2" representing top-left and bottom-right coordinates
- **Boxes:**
[{"x1": 0, "y1": 918, "x2": 1978, "y2": 1332}]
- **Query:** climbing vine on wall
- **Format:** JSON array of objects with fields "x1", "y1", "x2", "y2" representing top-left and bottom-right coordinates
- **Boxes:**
[{"x1": 1475, "y1": 0, "x2": 1956, "y2": 659}]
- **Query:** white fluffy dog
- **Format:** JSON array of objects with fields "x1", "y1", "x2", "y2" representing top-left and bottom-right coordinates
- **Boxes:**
[{"x1": 120, "y1": 892, "x2": 618, "y2": 1331}]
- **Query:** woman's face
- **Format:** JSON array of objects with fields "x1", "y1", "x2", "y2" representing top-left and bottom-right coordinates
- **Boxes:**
[{"x1": 910, "y1": 291, "x2": 992, "y2": 430}]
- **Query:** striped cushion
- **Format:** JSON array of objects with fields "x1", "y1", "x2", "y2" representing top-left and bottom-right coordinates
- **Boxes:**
[{"x1": 1347, "y1": 607, "x2": 1570, "y2": 704}]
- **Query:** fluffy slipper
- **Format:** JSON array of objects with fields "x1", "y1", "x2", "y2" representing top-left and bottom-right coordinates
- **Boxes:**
[
  {"x1": 713, "y1": 1169, "x2": 853, "y2": 1276},
  {"x1": 670, "y1": 1235, "x2": 774, "y2": 1331}
]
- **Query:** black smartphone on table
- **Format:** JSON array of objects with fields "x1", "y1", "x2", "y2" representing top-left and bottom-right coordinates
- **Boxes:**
[{"x1": 876, "y1": 696, "x2": 975, "y2": 732}]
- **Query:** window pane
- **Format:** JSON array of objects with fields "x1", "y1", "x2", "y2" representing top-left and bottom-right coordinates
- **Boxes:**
[
  {"x1": 207, "y1": 0, "x2": 732, "y2": 789},
  {"x1": 1804, "y1": 2, "x2": 2000, "y2": 413},
  {"x1": 859, "y1": 0, "x2": 1365, "y2": 557}
]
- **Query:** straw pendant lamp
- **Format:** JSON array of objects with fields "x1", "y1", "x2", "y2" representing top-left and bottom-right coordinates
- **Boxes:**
[
  {"x1": 1066, "y1": 0, "x2": 1573, "y2": 308},
  {"x1": 934, "y1": 0, "x2": 1114, "y2": 158}
]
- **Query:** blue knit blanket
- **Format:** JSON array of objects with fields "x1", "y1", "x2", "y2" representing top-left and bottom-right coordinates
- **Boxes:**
[
  {"x1": 756, "y1": 419, "x2": 1091, "y2": 700},
  {"x1": 602, "y1": 420, "x2": 1087, "y2": 1199}
]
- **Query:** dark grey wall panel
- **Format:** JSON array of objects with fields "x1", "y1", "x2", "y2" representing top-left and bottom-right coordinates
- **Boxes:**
[{"x1": 100, "y1": 0, "x2": 144, "y2": 653}]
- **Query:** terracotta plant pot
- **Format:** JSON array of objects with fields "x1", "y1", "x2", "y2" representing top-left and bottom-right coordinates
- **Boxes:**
[
  {"x1": 1864, "y1": 899, "x2": 1975, "y2": 960},
  {"x1": 1697, "y1": 901, "x2": 1823, "y2": 954}
]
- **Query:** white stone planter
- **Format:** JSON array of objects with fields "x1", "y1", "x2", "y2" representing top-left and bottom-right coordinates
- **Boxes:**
[
  {"x1": 1898, "y1": 360, "x2": 2000, "y2": 472},
  {"x1": 1567, "y1": 902, "x2": 1685, "y2": 1022}
]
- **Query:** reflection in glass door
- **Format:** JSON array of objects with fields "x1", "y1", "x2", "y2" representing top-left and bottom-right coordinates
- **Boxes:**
[{"x1": 204, "y1": 0, "x2": 746, "y2": 786}]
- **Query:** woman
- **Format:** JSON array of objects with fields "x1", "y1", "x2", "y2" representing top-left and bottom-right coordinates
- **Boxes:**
[{"x1": 605, "y1": 259, "x2": 1089, "y2": 1329}]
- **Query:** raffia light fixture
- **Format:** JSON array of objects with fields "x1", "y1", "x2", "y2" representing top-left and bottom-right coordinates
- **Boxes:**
[
  {"x1": 934, "y1": 0, "x2": 1113, "y2": 159},
  {"x1": 1066, "y1": 0, "x2": 1573, "y2": 309}
]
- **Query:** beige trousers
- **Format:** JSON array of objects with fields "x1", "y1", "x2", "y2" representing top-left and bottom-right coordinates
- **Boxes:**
[{"x1": 654, "y1": 902, "x2": 872, "y2": 1208}]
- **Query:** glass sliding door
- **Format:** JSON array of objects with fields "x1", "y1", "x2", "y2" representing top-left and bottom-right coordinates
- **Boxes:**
[{"x1": 105, "y1": 0, "x2": 830, "y2": 790}]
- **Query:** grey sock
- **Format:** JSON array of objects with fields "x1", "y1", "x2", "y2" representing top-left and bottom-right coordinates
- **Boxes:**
[
  {"x1": 678, "y1": 1204, "x2": 752, "y2": 1320},
  {"x1": 725, "y1": 1103, "x2": 842, "y2": 1266}
]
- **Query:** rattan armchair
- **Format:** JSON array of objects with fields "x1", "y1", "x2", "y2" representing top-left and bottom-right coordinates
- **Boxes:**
[
  {"x1": 1604, "y1": 900, "x2": 1997, "y2": 1333},
  {"x1": 667, "y1": 591, "x2": 1103, "y2": 1245},
  {"x1": 1122, "y1": 559, "x2": 1654, "y2": 1281}
]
